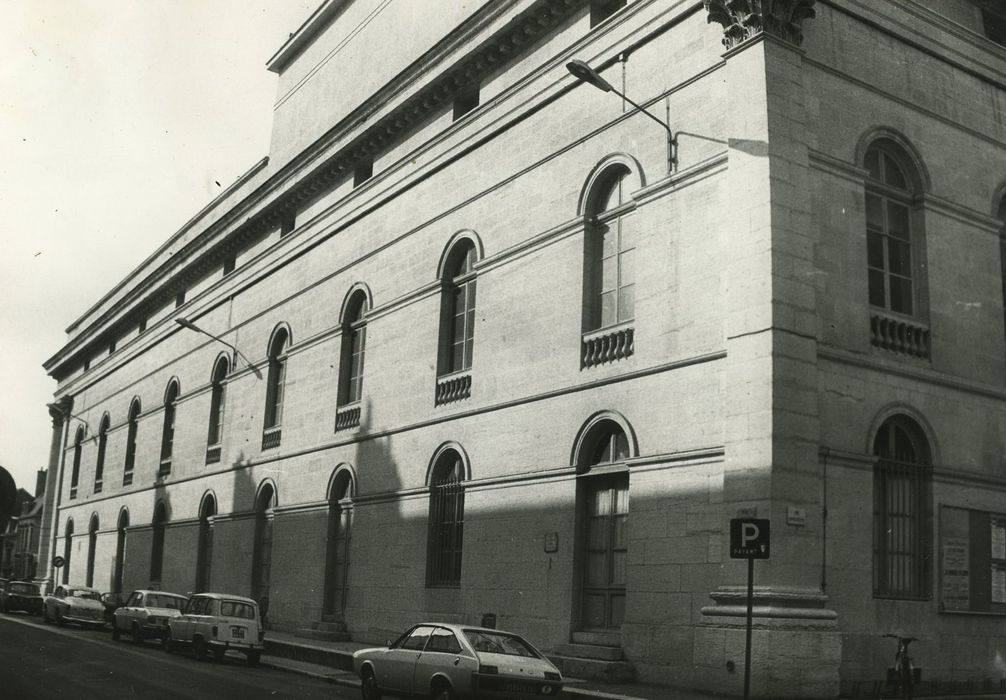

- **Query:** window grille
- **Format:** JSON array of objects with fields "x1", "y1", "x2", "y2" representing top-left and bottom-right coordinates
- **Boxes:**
[{"x1": 427, "y1": 455, "x2": 465, "y2": 588}]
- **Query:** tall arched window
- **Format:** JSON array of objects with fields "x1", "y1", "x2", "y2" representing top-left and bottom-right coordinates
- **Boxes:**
[
  {"x1": 62, "y1": 518, "x2": 74, "y2": 585},
  {"x1": 94, "y1": 414, "x2": 109, "y2": 494},
  {"x1": 251, "y1": 483, "x2": 276, "y2": 605},
  {"x1": 581, "y1": 164, "x2": 636, "y2": 368},
  {"x1": 435, "y1": 239, "x2": 478, "y2": 406},
  {"x1": 159, "y1": 380, "x2": 179, "y2": 477},
  {"x1": 70, "y1": 426, "x2": 85, "y2": 499},
  {"x1": 150, "y1": 501, "x2": 167, "y2": 585},
  {"x1": 86, "y1": 514, "x2": 99, "y2": 587},
  {"x1": 873, "y1": 415, "x2": 932, "y2": 599},
  {"x1": 195, "y1": 494, "x2": 216, "y2": 593},
  {"x1": 338, "y1": 291, "x2": 368, "y2": 407},
  {"x1": 323, "y1": 470, "x2": 354, "y2": 617},
  {"x1": 998, "y1": 197, "x2": 1006, "y2": 346},
  {"x1": 864, "y1": 138, "x2": 929, "y2": 358},
  {"x1": 426, "y1": 449, "x2": 466, "y2": 588},
  {"x1": 263, "y1": 328, "x2": 289, "y2": 450},
  {"x1": 123, "y1": 398, "x2": 140, "y2": 486},
  {"x1": 206, "y1": 357, "x2": 229, "y2": 464},
  {"x1": 113, "y1": 509, "x2": 128, "y2": 594}
]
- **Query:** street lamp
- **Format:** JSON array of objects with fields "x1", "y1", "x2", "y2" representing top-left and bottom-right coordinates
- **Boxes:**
[
  {"x1": 566, "y1": 59, "x2": 677, "y2": 172},
  {"x1": 175, "y1": 318, "x2": 260, "y2": 378}
]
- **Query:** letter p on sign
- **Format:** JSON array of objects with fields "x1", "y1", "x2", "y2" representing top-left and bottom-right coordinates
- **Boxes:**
[{"x1": 730, "y1": 518, "x2": 770, "y2": 559}]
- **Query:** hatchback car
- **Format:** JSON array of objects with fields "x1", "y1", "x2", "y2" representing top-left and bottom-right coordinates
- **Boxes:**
[
  {"x1": 353, "y1": 623, "x2": 563, "y2": 700},
  {"x1": 1, "y1": 581, "x2": 43, "y2": 615},
  {"x1": 42, "y1": 585, "x2": 105, "y2": 628},
  {"x1": 166, "y1": 592, "x2": 263, "y2": 665},
  {"x1": 113, "y1": 589, "x2": 188, "y2": 644}
]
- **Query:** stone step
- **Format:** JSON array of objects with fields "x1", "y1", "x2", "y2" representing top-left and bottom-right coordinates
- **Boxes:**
[
  {"x1": 265, "y1": 637, "x2": 355, "y2": 670},
  {"x1": 310, "y1": 620, "x2": 348, "y2": 633},
  {"x1": 546, "y1": 654, "x2": 636, "y2": 684},
  {"x1": 294, "y1": 627, "x2": 352, "y2": 642},
  {"x1": 553, "y1": 642, "x2": 623, "y2": 661}
]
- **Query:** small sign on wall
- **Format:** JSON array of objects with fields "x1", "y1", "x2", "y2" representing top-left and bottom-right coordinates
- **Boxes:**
[{"x1": 543, "y1": 532, "x2": 558, "y2": 553}]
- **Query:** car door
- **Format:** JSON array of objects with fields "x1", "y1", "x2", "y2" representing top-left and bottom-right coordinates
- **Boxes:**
[
  {"x1": 413, "y1": 627, "x2": 473, "y2": 695},
  {"x1": 381, "y1": 625, "x2": 433, "y2": 693}
]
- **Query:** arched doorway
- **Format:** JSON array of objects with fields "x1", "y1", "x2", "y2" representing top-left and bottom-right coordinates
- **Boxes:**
[
  {"x1": 86, "y1": 514, "x2": 99, "y2": 587},
  {"x1": 251, "y1": 483, "x2": 275, "y2": 605},
  {"x1": 113, "y1": 509, "x2": 128, "y2": 593},
  {"x1": 573, "y1": 415, "x2": 634, "y2": 637},
  {"x1": 195, "y1": 494, "x2": 216, "y2": 593},
  {"x1": 323, "y1": 470, "x2": 354, "y2": 618}
]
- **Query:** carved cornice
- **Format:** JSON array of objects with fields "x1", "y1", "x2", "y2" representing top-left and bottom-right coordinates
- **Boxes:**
[{"x1": 704, "y1": 0, "x2": 816, "y2": 49}]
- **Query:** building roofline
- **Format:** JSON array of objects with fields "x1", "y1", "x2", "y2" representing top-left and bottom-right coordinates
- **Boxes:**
[{"x1": 266, "y1": 0, "x2": 349, "y2": 74}]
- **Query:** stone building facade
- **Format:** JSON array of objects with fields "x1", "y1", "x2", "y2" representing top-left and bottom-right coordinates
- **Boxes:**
[{"x1": 38, "y1": 1, "x2": 1006, "y2": 696}]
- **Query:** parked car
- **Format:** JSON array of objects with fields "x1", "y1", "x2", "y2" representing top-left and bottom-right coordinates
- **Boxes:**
[
  {"x1": 42, "y1": 585, "x2": 105, "y2": 628},
  {"x1": 1, "y1": 581, "x2": 43, "y2": 615},
  {"x1": 166, "y1": 592, "x2": 263, "y2": 665},
  {"x1": 353, "y1": 622, "x2": 563, "y2": 700},
  {"x1": 113, "y1": 589, "x2": 188, "y2": 644}
]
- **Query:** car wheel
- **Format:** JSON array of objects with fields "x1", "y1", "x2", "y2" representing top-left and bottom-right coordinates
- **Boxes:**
[
  {"x1": 55, "y1": 609, "x2": 66, "y2": 627},
  {"x1": 164, "y1": 636, "x2": 176, "y2": 654},
  {"x1": 246, "y1": 650, "x2": 260, "y2": 667},
  {"x1": 213, "y1": 647, "x2": 226, "y2": 662},
  {"x1": 360, "y1": 669, "x2": 382, "y2": 700},
  {"x1": 193, "y1": 637, "x2": 208, "y2": 662},
  {"x1": 111, "y1": 625, "x2": 121, "y2": 641},
  {"x1": 430, "y1": 683, "x2": 455, "y2": 700},
  {"x1": 131, "y1": 623, "x2": 144, "y2": 646}
]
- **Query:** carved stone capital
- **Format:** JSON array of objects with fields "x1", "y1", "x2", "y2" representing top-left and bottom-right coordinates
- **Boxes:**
[
  {"x1": 704, "y1": 0, "x2": 816, "y2": 50},
  {"x1": 48, "y1": 396, "x2": 73, "y2": 428}
]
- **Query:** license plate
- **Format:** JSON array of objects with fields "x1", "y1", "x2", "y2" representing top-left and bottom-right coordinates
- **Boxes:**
[{"x1": 231, "y1": 626, "x2": 245, "y2": 639}]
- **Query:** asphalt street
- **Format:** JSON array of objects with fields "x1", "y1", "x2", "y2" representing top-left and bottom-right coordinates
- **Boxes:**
[{"x1": 0, "y1": 612, "x2": 351, "y2": 699}]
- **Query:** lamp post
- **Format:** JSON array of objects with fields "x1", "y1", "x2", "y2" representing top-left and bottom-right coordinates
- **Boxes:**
[
  {"x1": 175, "y1": 318, "x2": 258, "y2": 376},
  {"x1": 566, "y1": 59, "x2": 677, "y2": 173}
]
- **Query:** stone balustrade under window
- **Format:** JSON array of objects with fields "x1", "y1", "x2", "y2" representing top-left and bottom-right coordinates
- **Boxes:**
[
  {"x1": 205, "y1": 445, "x2": 222, "y2": 465},
  {"x1": 262, "y1": 427, "x2": 282, "y2": 450},
  {"x1": 582, "y1": 324, "x2": 635, "y2": 369},
  {"x1": 335, "y1": 403, "x2": 361, "y2": 431},
  {"x1": 870, "y1": 312, "x2": 930, "y2": 359},
  {"x1": 435, "y1": 371, "x2": 471, "y2": 406}
]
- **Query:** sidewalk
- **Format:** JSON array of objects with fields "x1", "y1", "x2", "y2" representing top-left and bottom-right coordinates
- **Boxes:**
[
  {"x1": 259, "y1": 629, "x2": 724, "y2": 700},
  {"x1": 259, "y1": 630, "x2": 1006, "y2": 700}
]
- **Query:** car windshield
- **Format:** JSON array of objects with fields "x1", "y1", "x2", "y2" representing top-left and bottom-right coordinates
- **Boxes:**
[
  {"x1": 10, "y1": 583, "x2": 37, "y2": 594},
  {"x1": 219, "y1": 601, "x2": 256, "y2": 619},
  {"x1": 69, "y1": 589, "x2": 100, "y2": 601},
  {"x1": 147, "y1": 594, "x2": 186, "y2": 609},
  {"x1": 463, "y1": 630, "x2": 540, "y2": 658}
]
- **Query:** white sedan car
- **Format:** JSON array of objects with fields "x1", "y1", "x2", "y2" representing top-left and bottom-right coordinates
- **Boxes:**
[
  {"x1": 353, "y1": 622, "x2": 563, "y2": 700},
  {"x1": 112, "y1": 589, "x2": 188, "y2": 644},
  {"x1": 43, "y1": 585, "x2": 105, "y2": 629}
]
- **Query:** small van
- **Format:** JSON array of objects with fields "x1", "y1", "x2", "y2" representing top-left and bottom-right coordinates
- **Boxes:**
[{"x1": 166, "y1": 592, "x2": 264, "y2": 665}]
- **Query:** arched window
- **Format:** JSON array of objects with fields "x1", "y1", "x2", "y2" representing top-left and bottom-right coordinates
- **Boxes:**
[
  {"x1": 586, "y1": 167, "x2": 635, "y2": 331},
  {"x1": 62, "y1": 518, "x2": 74, "y2": 585},
  {"x1": 581, "y1": 164, "x2": 637, "y2": 368},
  {"x1": 262, "y1": 327, "x2": 289, "y2": 449},
  {"x1": 998, "y1": 197, "x2": 1006, "y2": 346},
  {"x1": 865, "y1": 143, "x2": 918, "y2": 316},
  {"x1": 86, "y1": 514, "x2": 99, "y2": 587},
  {"x1": 324, "y1": 469, "x2": 354, "y2": 616},
  {"x1": 206, "y1": 356, "x2": 229, "y2": 464},
  {"x1": 251, "y1": 483, "x2": 276, "y2": 604},
  {"x1": 426, "y1": 449, "x2": 466, "y2": 588},
  {"x1": 159, "y1": 380, "x2": 179, "y2": 477},
  {"x1": 113, "y1": 509, "x2": 128, "y2": 594},
  {"x1": 439, "y1": 241, "x2": 477, "y2": 377},
  {"x1": 123, "y1": 398, "x2": 140, "y2": 486},
  {"x1": 873, "y1": 415, "x2": 932, "y2": 599},
  {"x1": 195, "y1": 494, "x2": 216, "y2": 593},
  {"x1": 70, "y1": 426, "x2": 85, "y2": 499},
  {"x1": 338, "y1": 291, "x2": 369, "y2": 408},
  {"x1": 94, "y1": 414, "x2": 109, "y2": 494},
  {"x1": 150, "y1": 501, "x2": 167, "y2": 585}
]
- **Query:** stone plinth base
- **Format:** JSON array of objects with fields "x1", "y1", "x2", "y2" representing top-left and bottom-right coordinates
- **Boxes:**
[{"x1": 697, "y1": 586, "x2": 841, "y2": 699}]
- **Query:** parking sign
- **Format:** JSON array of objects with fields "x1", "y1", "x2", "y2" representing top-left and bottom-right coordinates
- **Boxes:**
[{"x1": 730, "y1": 518, "x2": 770, "y2": 559}]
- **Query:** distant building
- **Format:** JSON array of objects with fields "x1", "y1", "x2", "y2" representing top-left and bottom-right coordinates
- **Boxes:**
[
  {"x1": 1, "y1": 477, "x2": 40, "y2": 581},
  {"x1": 38, "y1": 1, "x2": 1006, "y2": 697}
]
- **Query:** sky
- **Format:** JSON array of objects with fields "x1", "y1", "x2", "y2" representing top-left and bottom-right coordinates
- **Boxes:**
[{"x1": 0, "y1": 1, "x2": 319, "y2": 494}]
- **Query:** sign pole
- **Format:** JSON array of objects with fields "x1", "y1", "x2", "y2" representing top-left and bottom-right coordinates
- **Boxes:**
[{"x1": 744, "y1": 556, "x2": 754, "y2": 700}]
